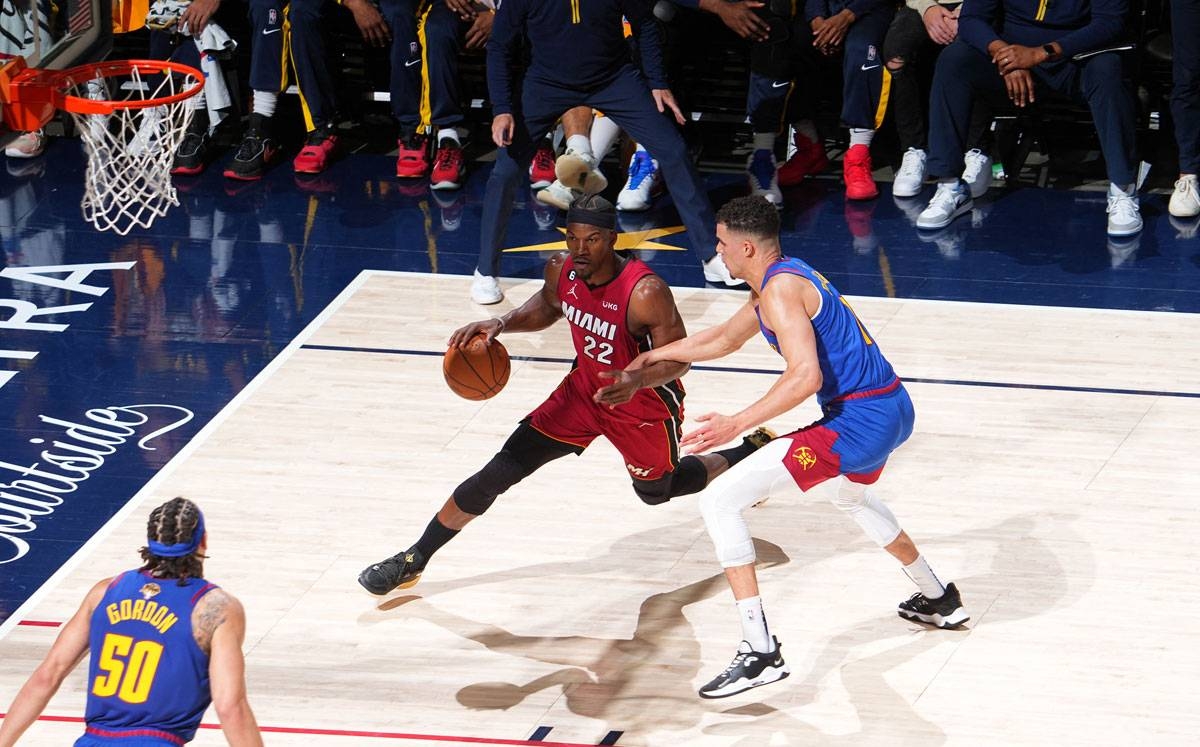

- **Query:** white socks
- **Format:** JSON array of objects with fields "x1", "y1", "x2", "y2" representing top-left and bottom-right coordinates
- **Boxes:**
[
  {"x1": 793, "y1": 119, "x2": 818, "y2": 141},
  {"x1": 438, "y1": 127, "x2": 460, "y2": 146},
  {"x1": 903, "y1": 555, "x2": 947, "y2": 599},
  {"x1": 752, "y1": 131, "x2": 776, "y2": 151},
  {"x1": 1109, "y1": 182, "x2": 1135, "y2": 198},
  {"x1": 736, "y1": 596, "x2": 774, "y2": 652},
  {"x1": 849, "y1": 128, "x2": 875, "y2": 147},
  {"x1": 566, "y1": 134, "x2": 592, "y2": 157},
  {"x1": 589, "y1": 114, "x2": 621, "y2": 161},
  {"x1": 253, "y1": 90, "x2": 278, "y2": 118}
]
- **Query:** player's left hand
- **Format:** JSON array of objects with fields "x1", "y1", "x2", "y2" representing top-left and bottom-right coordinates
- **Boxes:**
[
  {"x1": 445, "y1": 0, "x2": 478, "y2": 20},
  {"x1": 179, "y1": 0, "x2": 219, "y2": 34},
  {"x1": 680, "y1": 412, "x2": 741, "y2": 454},
  {"x1": 651, "y1": 89, "x2": 686, "y2": 126},
  {"x1": 465, "y1": 9, "x2": 493, "y2": 48},
  {"x1": 594, "y1": 370, "x2": 643, "y2": 408}
]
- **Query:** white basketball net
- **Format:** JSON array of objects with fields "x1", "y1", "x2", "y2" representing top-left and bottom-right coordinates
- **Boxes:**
[{"x1": 60, "y1": 65, "x2": 201, "y2": 235}]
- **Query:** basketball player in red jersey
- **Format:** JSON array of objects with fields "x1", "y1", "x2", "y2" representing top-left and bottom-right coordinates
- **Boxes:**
[{"x1": 359, "y1": 195, "x2": 771, "y2": 595}]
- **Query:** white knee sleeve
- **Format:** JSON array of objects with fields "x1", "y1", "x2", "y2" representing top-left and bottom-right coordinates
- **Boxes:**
[
  {"x1": 699, "y1": 440, "x2": 794, "y2": 567},
  {"x1": 831, "y1": 478, "x2": 902, "y2": 547}
]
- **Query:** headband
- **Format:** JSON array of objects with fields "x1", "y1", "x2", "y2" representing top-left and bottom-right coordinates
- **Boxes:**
[
  {"x1": 147, "y1": 510, "x2": 206, "y2": 558},
  {"x1": 566, "y1": 204, "x2": 616, "y2": 230}
]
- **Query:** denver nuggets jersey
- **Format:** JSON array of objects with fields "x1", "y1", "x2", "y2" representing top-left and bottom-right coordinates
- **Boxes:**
[
  {"x1": 557, "y1": 255, "x2": 684, "y2": 422},
  {"x1": 83, "y1": 571, "x2": 217, "y2": 744},
  {"x1": 756, "y1": 257, "x2": 898, "y2": 407}
]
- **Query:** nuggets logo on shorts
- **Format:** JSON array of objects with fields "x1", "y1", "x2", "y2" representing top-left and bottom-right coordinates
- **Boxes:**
[{"x1": 792, "y1": 446, "x2": 817, "y2": 470}]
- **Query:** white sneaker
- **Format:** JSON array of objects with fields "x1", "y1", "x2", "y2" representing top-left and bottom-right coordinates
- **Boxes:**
[
  {"x1": 917, "y1": 181, "x2": 973, "y2": 230},
  {"x1": 617, "y1": 149, "x2": 661, "y2": 211},
  {"x1": 961, "y1": 149, "x2": 993, "y2": 198},
  {"x1": 470, "y1": 270, "x2": 503, "y2": 305},
  {"x1": 536, "y1": 179, "x2": 581, "y2": 211},
  {"x1": 555, "y1": 149, "x2": 608, "y2": 195},
  {"x1": 1106, "y1": 185, "x2": 1142, "y2": 236},
  {"x1": 702, "y1": 254, "x2": 746, "y2": 288},
  {"x1": 892, "y1": 147, "x2": 927, "y2": 198},
  {"x1": 5, "y1": 129, "x2": 46, "y2": 158},
  {"x1": 1169, "y1": 175, "x2": 1200, "y2": 218},
  {"x1": 746, "y1": 149, "x2": 782, "y2": 207}
]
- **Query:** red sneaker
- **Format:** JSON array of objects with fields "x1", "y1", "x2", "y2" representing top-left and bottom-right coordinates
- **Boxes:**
[
  {"x1": 430, "y1": 140, "x2": 465, "y2": 190},
  {"x1": 529, "y1": 140, "x2": 555, "y2": 189},
  {"x1": 777, "y1": 131, "x2": 829, "y2": 187},
  {"x1": 396, "y1": 132, "x2": 430, "y2": 178},
  {"x1": 293, "y1": 127, "x2": 339, "y2": 174},
  {"x1": 843, "y1": 144, "x2": 878, "y2": 201}
]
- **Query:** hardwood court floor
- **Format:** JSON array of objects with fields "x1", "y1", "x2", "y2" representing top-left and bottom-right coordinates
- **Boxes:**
[{"x1": 3, "y1": 272, "x2": 1198, "y2": 746}]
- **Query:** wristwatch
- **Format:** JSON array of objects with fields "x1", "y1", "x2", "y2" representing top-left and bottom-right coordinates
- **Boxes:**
[{"x1": 1042, "y1": 43, "x2": 1060, "y2": 61}]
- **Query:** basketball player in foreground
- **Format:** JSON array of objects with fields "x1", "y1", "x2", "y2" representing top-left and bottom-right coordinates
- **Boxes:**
[
  {"x1": 627, "y1": 196, "x2": 968, "y2": 698},
  {"x1": 0, "y1": 498, "x2": 262, "y2": 746},
  {"x1": 359, "y1": 195, "x2": 771, "y2": 595}
]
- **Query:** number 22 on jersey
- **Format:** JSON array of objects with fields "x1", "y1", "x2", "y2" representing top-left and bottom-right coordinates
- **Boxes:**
[{"x1": 92, "y1": 633, "x2": 164, "y2": 704}]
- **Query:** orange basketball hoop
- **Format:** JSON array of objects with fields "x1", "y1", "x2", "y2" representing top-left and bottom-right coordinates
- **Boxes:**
[{"x1": 1, "y1": 56, "x2": 204, "y2": 235}]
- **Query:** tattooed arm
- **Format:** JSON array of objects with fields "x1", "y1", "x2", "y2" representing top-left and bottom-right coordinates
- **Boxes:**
[{"x1": 193, "y1": 590, "x2": 263, "y2": 746}]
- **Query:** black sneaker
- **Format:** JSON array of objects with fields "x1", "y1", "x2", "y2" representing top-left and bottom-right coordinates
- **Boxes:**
[
  {"x1": 358, "y1": 547, "x2": 427, "y2": 595},
  {"x1": 171, "y1": 122, "x2": 211, "y2": 176},
  {"x1": 224, "y1": 129, "x2": 278, "y2": 181},
  {"x1": 897, "y1": 581, "x2": 969, "y2": 629},
  {"x1": 698, "y1": 636, "x2": 789, "y2": 699}
]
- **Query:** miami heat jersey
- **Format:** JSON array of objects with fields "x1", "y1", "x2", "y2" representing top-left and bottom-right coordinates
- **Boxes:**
[
  {"x1": 756, "y1": 257, "x2": 898, "y2": 407},
  {"x1": 83, "y1": 571, "x2": 217, "y2": 744},
  {"x1": 557, "y1": 255, "x2": 683, "y2": 422}
]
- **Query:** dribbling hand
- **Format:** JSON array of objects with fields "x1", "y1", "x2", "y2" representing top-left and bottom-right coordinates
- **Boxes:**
[{"x1": 448, "y1": 318, "x2": 503, "y2": 349}]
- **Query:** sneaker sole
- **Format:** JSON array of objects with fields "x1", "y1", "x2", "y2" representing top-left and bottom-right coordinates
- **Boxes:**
[
  {"x1": 1106, "y1": 222, "x2": 1144, "y2": 237},
  {"x1": 698, "y1": 665, "x2": 790, "y2": 699},
  {"x1": 171, "y1": 164, "x2": 205, "y2": 176},
  {"x1": 536, "y1": 189, "x2": 573, "y2": 211},
  {"x1": 430, "y1": 179, "x2": 463, "y2": 191},
  {"x1": 897, "y1": 607, "x2": 970, "y2": 630},
  {"x1": 917, "y1": 199, "x2": 974, "y2": 230},
  {"x1": 357, "y1": 570, "x2": 422, "y2": 596},
  {"x1": 555, "y1": 153, "x2": 608, "y2": 194}
]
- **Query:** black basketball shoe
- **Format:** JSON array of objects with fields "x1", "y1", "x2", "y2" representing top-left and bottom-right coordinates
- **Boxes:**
[
  {"x1": 897, "y1": 582, "x2": 969, "y2": 629},
  {"x1": 224, "y1": 121, "x2": 278, "y2": 182},
  {"x1": 698, "y1": 636, "x2": 789, "y2": 699},
  {"x1": 358, "y1": 547, "x2": 427, "y2": 595},
  {"x1": 171, "y1": 120, "x2": 211, "y2": 176}
]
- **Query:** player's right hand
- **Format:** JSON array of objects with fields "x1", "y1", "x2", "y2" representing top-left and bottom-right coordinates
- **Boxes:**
[
  {"x1": 448, "y1": 318, "x2": 504, "y2": 348},
  {"x1": 492, "y1": 114, "x2": 515, "y2": 147}
]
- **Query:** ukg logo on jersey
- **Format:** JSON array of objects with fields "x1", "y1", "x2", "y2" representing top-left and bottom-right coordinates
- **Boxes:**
[{"x1": 0, "y1": 404, "x2": 194, "y2": 564}]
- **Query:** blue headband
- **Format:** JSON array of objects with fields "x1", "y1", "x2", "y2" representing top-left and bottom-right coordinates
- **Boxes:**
[{"x1": 147, "y1": 511, "x2": 205, "y2": 558}]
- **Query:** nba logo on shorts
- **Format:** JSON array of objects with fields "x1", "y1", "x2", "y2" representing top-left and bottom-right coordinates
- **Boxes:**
[
  {"x1": 268, "y1": 9, "x2": 277, "y2": 24},
  {"x1": 867, "y1": 45, "x2": 877, "y2": 61},
  {"x1": 410, "y1": 42, "x2": 419, "y2": 56}
]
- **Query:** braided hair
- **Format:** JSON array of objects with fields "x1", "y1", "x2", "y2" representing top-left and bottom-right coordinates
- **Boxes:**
[{"x1": 139, "y1": 497, "x2": 205, "y2": 584}]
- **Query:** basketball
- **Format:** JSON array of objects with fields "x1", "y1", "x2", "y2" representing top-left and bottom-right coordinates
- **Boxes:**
[{"x1": 443, "y1": 333, "x2": 511, "y2": 401}]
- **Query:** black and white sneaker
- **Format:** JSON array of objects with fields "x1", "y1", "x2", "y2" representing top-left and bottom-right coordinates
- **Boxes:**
[
  {"x1": 357, "y1": 547, "x2": 427, "y2": 595},
  {"x1": 897, "y1": 582, "x2": 969, "y2": 629},
  {"x1": 698, "y1": 636, "x2": 789, "y2": 699}
]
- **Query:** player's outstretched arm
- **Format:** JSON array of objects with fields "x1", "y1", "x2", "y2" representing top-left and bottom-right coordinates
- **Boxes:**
[
  {"x1": 201, "y1": 591, "x2": 263, "y2": 747},
  {"x1": 629, "y1": 298, "x2": 760, "y2": 371},
  {"x1": 0, "y1": 579, "x2": 106, "y2": 747},
  {"x1": 449, "y1": 252, "x2": 568, "y2": 348}
]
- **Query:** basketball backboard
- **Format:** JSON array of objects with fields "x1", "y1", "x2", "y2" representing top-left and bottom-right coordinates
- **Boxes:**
[{"x1": 0, "y1": 0, "x2": 111, "y2": 147}]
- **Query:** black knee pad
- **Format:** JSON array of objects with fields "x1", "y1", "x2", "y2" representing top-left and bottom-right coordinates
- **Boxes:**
[
  {"x1": 453, "y1": 422, "x2": 576, "y2": 515},
  {"x1": 633, "y1": 475, "x2": 674, "y2": 505}
]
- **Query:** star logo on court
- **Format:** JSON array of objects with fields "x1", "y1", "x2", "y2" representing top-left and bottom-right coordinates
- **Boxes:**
[
  {"x1": 792, "y1": 446, "x2": 817, "y2": 470},
  {"x1": 502, "y1": 225, "x2": 689, "y2": 253}
]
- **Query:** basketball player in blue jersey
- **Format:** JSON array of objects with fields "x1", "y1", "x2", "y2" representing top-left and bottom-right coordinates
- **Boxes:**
[
  {"x1": 0, "y1": 498, "x2": 262, "y2": 746},
  {"x1": 628, "y1": 196, "x2": 968, "y2": 698}
]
